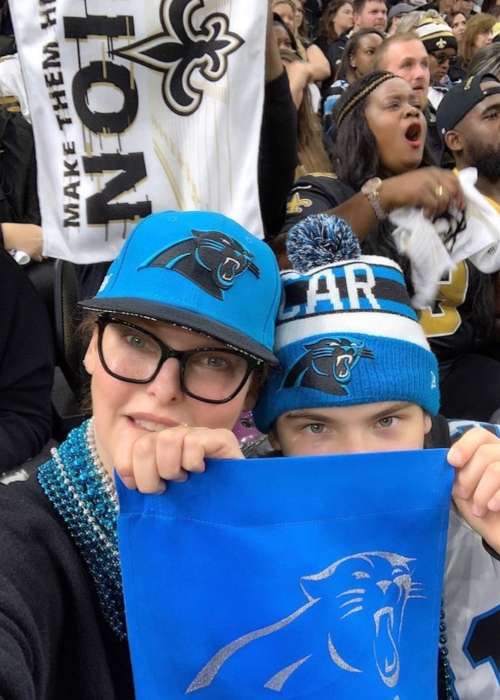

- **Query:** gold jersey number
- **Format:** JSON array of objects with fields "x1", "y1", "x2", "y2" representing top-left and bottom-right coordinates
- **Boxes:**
[{"x1": 418, "y1": 261, "x2": 469, "y2": 337}]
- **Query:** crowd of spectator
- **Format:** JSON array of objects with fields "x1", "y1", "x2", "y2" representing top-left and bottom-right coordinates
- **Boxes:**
[
  {"x1": 0, "y1": 0, "x2": 499, "y2": 497},
  {"x1": 0, "y1": 0, "x2": 499, "y2": 697}
]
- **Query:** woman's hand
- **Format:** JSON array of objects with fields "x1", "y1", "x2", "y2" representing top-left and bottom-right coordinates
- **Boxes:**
[
  {"x1": 448, "y1": 427, "x2": 500, "y2": 555},
  {"x1": 2, "y1": 223, "x2": 44, "y2": 261},
  {"x1": 116, "y1": 426, "x2": 244, "y2": 494},
  {"x1": 380, "y1": 167, "x2": 465, "y2": 219}
]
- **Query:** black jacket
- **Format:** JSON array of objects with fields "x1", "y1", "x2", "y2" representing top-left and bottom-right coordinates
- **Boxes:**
[
  {"x1": 0, "y1": 466, "x2": 134, "y2": 699},
  {"x1": 0, "y1": 250, "x2": 54, "y2": 472}
]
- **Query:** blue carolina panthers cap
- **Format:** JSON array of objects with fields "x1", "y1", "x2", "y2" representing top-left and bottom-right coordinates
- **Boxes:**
[
  {"x1": 79, "y1": 211, "x2": 281, "y2": 364},
  {"x1": 253, "y1": 214, "x2": 440, "y2": 432}
]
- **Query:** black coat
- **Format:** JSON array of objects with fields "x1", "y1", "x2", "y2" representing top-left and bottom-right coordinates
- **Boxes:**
[
  {"x1": 0, "y1": 250, "x2": 54, "y2": 472},
  {"x1": 0, "y1": 466, "x2": 134, "y2": 699}
]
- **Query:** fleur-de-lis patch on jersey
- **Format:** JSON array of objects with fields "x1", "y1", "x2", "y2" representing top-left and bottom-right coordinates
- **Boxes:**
[{"x1": 112, "y1": 0, "x2": 244, "y2": 116}]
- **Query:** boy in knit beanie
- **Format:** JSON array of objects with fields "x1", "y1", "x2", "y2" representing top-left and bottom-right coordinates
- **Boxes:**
[{"x1": 254, "y1": 214, "x2": 500, "y2": 700}]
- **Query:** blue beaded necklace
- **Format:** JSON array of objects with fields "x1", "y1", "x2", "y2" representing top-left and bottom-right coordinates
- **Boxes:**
[{"x1": 38, "y1": 419, "x2": 126, "y2": 639}]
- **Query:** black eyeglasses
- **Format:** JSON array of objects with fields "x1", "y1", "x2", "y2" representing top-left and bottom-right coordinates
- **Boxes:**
[
  {"x1": 432, "y1": 51, "x2": 457, "y2": 65},
  {"x1": 96, "y1": 316, "x2": 262, "y2": 404}
]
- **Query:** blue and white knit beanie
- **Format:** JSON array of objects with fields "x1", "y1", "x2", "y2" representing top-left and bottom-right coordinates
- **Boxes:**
[{"x1": 253, "y1": 214, "x2": 440, "y2": 433}]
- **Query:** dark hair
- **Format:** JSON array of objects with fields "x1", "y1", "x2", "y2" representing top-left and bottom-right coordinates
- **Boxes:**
[
  {"x1": 336, "y1": 27, "x2": 384, "y2": 80},
  {"x1": 273, "y1": 12, "x2": 299, "y2": 51},
  {"x1": 353, "y1": 0, "x2": 383, "y2": 14},
  {"x1": 445, "y1": 10, "x2": 467, "y2": 25},
  {"x1": 319, "y1": 0, "x2": 353, "y2": 41},
  {"x1": 481, "y1": 0, "x2": 500, "y2": 15}
]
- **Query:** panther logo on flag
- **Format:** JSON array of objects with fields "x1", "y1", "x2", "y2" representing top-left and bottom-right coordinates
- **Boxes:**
[
  {"x1": 112, "y1": 0, "x2": 244, "y2": 116},
  {"x1": 187, "y1": 551, "x2": 424, "y2": 695}
]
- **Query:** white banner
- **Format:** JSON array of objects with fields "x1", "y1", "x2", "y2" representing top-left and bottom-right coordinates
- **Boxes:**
[{"x1": 11, "y1": 0, "x2": 266, "y2": 263}]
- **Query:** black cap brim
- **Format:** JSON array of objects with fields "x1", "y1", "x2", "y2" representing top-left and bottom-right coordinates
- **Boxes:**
[{"x1": 79, "y1": 297, "x2": 279, "y2": 365}]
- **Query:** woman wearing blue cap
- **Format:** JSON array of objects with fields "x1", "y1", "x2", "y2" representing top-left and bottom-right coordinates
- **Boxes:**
[{"x1": 0, "y1": 210, "x2": 282, "y2": 699}]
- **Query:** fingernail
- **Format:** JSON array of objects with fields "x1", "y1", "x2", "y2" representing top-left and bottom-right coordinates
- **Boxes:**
[
  {"x1": 488, "y1": 497, "x2": 500, "y2": 512},
  {"x1": 447, "y1": 446, "x2": 461, "y2": 464},
  {"x1": 122, "y1": 477, "x2": 136, "y2": 489},
  {"x1": 472, "y1": 504, "x2": 486, "y2": 518}
]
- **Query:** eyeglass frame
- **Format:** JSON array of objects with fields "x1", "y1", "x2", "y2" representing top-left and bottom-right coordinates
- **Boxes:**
[
  {"x1": 95, "y1": 315, "x2": 263, "y2": 405},
  {"x1": 430, "y1": 50, "x2": 457, "y2": 65}
]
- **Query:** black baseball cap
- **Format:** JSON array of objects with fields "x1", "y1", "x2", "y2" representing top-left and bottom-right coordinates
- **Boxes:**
[{"x1": 436, "y1": 72, "x2": 500, "y2": 139}]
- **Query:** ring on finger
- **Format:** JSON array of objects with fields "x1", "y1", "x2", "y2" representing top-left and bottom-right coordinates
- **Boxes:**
[{"x1": 435, "y1": 184, "x2": 444, "y2": 199}]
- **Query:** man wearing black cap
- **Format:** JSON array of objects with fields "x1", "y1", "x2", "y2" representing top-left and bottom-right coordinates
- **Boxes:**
[
  {"x1": 438, "y1": 73, "x2": 500, "y2": 208},
  {"x1": 429, "y1": 73, "x2": 500, "y2": 423},
  {"x1": 415, "y1": 15, "x2": 458, "y2": 109}
]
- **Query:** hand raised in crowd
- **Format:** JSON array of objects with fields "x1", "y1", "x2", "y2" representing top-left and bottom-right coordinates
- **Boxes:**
[
  {"x1": 284, "y1": 59, "x2": 314, "y2": 109},
  {"x1": 115, "y1": 425, "x2": 244, "y2": 494},
  {"x1": 448, "y1": 427, "x2": 500, "y2": 555},
  {"x1": 379, "y1": 166, "x2": 465, "y2": 220}
]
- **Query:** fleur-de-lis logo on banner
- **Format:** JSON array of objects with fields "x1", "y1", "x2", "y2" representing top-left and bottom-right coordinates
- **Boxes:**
[{"x1": 112, "y1": 0, "x2": 244, "y2": 116}]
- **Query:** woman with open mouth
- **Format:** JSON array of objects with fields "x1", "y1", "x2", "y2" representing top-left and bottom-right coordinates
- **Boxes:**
[
  {"x1": 331, "y1": 71, "x2": 463, "y2": 225},
  {"x1": 279, "y1": 70, "x2": 463, "y2": 268}
]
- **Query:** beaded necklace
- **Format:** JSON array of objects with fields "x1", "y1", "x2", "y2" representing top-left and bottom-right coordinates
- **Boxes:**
[
  {"x1": 439, "y1": 604, "x2": 453, "y2": 700},
  {"x1": 38, "y1": 419, "x2": 126, "y2": 639}
]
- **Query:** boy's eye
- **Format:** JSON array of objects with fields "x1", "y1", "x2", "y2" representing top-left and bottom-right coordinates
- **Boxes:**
[
  {"x1": 305, "y1": 423, "x2": 326, "y2": 434},
  {"x1": 377, "y1": 416, "x2": 398, "y2": 429}
]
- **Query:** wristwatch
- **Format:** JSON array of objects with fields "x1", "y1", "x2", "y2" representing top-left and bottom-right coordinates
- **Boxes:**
[{"x1": 361, "y1": 177, "x2": 387, "y2": 221}]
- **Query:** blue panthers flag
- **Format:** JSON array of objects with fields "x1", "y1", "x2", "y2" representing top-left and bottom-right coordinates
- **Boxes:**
[{"x1": 117, "y1": 449, "x2": 453, "y2": 699}]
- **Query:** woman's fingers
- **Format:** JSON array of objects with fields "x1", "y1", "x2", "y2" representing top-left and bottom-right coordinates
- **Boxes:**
[{"x1": 121, "y1": 426, "x2": 244, "y2": 494}]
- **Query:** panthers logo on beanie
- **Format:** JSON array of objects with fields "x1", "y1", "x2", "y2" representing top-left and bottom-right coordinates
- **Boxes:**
[
  {"x1": 140, "y1": 229, "x2": 260, "y2": 300},
  {"x1": 283, "y1": 337, "x2": 374, "y2": 395}
]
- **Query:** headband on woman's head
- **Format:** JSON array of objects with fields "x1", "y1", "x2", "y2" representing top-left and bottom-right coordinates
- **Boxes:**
[{"x1": 336, "y1": 71, "x2": 395, "y2": 129}]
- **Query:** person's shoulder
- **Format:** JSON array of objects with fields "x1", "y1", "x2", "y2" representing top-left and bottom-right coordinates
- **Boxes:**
[
  {"x1": 287, "y1": 173, "x2": 353, "y2": 211},
  {"x1": 289, "y1": 171, "x2": 353, "y2": 198},
  {"x1": 282, "y1": 173, "x2": 355, "y2": 233},
  {"x1": 0, "y1": 449, "x2": 63, "y2": 535},
  {"x1": 331, "y1": 31, "x2": 350, "y2": 47}
]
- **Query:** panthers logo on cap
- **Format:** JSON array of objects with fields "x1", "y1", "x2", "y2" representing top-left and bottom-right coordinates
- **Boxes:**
[
  {"x1": 283, "y1": 337, "x2": 374, "y2": 395},
  {"x1": 140, "y1": 230, "x2": 260, "y2": 300}
]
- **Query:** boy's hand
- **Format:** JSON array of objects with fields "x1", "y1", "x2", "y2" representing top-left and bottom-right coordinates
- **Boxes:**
[
  {"x1": 117, "y1": 426, "x2": 244, "y2": 494},
  {"x1": 448, "y1": 427, "x2": 500, "y2": 554}
]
